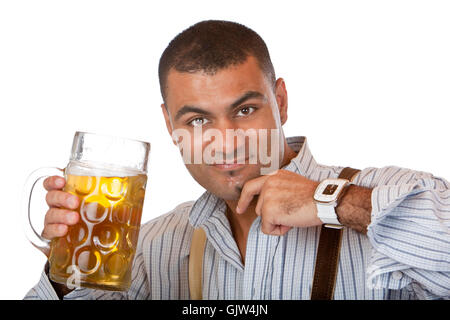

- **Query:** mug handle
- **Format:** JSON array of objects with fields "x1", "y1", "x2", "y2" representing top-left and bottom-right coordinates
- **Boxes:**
[{"x1": 22, "y1": 167, "x2": 65, "y2": 256}]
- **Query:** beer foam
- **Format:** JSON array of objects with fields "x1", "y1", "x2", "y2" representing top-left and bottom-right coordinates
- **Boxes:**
[{"x1": 67, "y1": 162, "x2": 143, "y2": 177}]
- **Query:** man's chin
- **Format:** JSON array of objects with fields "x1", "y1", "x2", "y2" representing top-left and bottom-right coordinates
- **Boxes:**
[
  {"x1": 213, "y1": 186, "x2": 243, "y2": 201},
  {"x1": 206, "y1": 165, "x2": 261, "y2": 200},
  {"x1": 187, "y1": 163, "x2": 262, "y2": 200}
]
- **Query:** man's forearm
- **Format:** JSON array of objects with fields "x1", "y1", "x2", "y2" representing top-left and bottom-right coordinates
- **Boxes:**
[{"x1": 336, "y1": 185, "x2": 373, "y2": 234}]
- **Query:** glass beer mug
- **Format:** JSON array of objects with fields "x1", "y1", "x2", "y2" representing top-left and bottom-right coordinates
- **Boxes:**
[{"x1": 22, "y1": 132, "x2": 150, "y2": 291}]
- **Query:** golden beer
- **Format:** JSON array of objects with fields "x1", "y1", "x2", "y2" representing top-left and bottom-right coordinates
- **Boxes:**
[{"x1": 48, "y1": 173, "x2": 147, "y2": 291}]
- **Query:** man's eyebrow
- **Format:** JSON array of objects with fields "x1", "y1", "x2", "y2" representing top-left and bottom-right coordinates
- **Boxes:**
[
  {"x1": 174, "y1": 106, "x2": 212, "y2": 121},
  {"x1": 173, "y1": 90, "x2": 266, "y2": 122},
  {"x1": 230, "y1": 91, "x2": 266, "y2": 110}
]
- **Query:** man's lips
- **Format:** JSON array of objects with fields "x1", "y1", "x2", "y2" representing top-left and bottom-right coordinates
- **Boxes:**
[
  {"x1": 208, "y1": 157, "x2": 249, "y2": 171},
  {"x1": 211, "y1": 163, "x2": 245, "y2": 171}
]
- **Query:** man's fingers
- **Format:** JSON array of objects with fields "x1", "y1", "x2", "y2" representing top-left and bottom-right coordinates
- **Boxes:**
[
  {"x1": 255, "y1": 187, "x2": 266, "y2": 216},
  {"x1": 42, "y1": 224, "x2": 68, "y2": 240},
  {"x1": 236, "y1": 175, "x2": 269, "y2": 214},
  {"x1": 261, "y1": 218, "x2": 292, "y2": 236},
  {"x1": 45, "y1": 208, "x2": 79, "y2": 226},
  {"x1": 46, "y1": 190, "x2": 79, "y2": 209},
  {"x1": 255, "y1": 195, "x2": 263, "y2": 216},
  {"x1": 43, "y1": 176, "x2": 66, "y2": 191}
]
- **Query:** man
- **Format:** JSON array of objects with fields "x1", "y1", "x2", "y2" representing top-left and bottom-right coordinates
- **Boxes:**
[{"x1": 25, "y1": 20, "x2": 449, "y2": 300}]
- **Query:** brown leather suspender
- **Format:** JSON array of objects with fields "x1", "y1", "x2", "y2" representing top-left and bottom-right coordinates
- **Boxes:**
[
  {"x1": 188, "y1": 167, "x2": 360, "y2": 300},
  {"x1": 310, "y1": 167, "x2": 360, "y2": 300},
  {"x1": 189, "y1": 225, "x2": 207, "y2": 300}
]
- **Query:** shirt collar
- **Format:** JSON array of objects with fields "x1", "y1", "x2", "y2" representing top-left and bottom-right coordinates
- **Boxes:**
[
  {"x1": 283, "y1": 136, "x2": 318, "y2": 176},
  {"x1": 189, "y1": 136, "x2": 317, "y2": 228}
]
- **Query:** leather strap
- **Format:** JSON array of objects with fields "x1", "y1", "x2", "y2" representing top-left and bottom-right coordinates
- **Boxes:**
[
  {"x1": 310, "y1": 167, "x2": 360, "y2": 300},
  {"x1": 188, "y1": 227, "x2": 207, "y2": 300}
]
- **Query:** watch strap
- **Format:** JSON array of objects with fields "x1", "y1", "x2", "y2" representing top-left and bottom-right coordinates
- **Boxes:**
[
  {"x1": 323, "y1": 167, "x2": 360, "y2": 228},
  {"x1": 310, "y1": 167, "x2": 361, "y2": 300},
  {"x1": 316, "y1": 203, "x2": 342, "y2": 226}
]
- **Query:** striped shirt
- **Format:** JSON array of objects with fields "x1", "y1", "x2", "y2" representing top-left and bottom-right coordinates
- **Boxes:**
[{"x1": 24, "y1": 136, "x2": 450, "y2": 300}]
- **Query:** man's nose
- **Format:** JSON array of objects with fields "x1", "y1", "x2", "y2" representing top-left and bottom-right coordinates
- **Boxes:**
[{"x1": 212, "y1": 119, "x2": 247, "y2": 159}]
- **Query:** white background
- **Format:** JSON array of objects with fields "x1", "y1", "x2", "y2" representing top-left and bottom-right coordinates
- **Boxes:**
[{"x1": 0, "y1": 0, "x2": 449, "y2": 299}]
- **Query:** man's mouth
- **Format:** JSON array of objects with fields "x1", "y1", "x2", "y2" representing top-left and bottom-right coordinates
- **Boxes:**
[
  {"x1": 211, "y1": 163, "x2": 245, "y2": 171},
  {"x1": 208, "y1": 156, "x2": 249, "y2": 171}
]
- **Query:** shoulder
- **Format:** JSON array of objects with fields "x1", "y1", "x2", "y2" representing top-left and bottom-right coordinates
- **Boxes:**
[
  {"x1": 137, "y1": 201, "x2": 196, "y2": 250},
  {"x1": 312, "y1": 161, "x2": 434, "y2": 188},
  {"x1": 352, "y1": 165, "x2": 435, "y2": 188}
]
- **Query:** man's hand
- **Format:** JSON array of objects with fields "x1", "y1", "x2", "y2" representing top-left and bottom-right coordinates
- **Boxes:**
[
  {"x1": 236, "y1": 170, "x2": 322, "y2": 236},
  {"x1": 40, "y1": 175, "x2": 81, "y2": 298},
  {"x1": 42, "y1": 176, "x2": 80, "y2": 249}
]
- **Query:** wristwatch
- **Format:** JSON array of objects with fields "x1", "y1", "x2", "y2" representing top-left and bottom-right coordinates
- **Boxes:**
[{"x1": 313, "y1": 178, "x2": 350, "y2": 229}]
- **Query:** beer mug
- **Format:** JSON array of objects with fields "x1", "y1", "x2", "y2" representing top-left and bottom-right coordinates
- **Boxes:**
[{"x1": 22, "y1": 131, "x2": 150, "y2": 291}]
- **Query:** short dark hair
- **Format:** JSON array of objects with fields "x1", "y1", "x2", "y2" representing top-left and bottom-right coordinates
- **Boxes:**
[{"x1": 158, "y1": 20, "x2": 276, "y2": 103}]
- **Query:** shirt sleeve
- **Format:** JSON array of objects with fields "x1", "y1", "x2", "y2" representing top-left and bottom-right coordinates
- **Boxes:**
[
  {"x1": 357, "y1": 166, "x2": 450, "y2": 299},
  {"x1": 23, "y1": 264, "x2": 63, "y2": 300}
]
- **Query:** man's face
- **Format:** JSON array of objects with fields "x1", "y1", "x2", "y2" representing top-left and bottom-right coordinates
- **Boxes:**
[{"x1": 162, "y1": 56, "x2": 288, "y2": 201}]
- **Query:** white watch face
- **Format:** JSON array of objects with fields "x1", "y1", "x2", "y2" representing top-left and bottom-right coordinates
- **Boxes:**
[{"x1": 314, "y1": 178, "x2": 349, "y2": 203}]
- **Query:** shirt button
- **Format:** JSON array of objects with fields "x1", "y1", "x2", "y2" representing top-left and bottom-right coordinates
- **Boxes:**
[{"x1": 392, "y1": 271, "x2": 403, "y2": 280}]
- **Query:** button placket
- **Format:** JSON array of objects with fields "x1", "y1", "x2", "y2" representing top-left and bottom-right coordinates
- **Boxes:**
[{"x1": 241, "y1": 217, "x2": 262, "y2": 299}]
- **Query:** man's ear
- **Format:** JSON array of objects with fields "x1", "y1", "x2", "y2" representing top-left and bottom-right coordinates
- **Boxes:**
[
  {"x1": 274, "y1": 78, "x2": 288, "y2": 125},
  {"x1": 161, "y1": 103, "x2": 177, "y2": 146}
]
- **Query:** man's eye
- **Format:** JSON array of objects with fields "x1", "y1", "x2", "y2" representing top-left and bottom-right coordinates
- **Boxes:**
[
  {"x1": 188, "y1": 117, "x2": 209, "y2": 127},
  {"x1": 236, "y1": 106, "x2": 256, "y2": 117}
]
